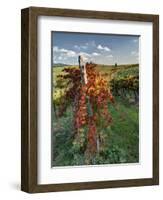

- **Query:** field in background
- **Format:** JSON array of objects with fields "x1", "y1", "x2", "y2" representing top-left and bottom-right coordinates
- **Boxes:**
[
  {"x1": 52, "y1": 63, "x2": 139, "y2": 166},
  {"x1": 53, "y1": 64, "x2": 138, "y2": 100}
]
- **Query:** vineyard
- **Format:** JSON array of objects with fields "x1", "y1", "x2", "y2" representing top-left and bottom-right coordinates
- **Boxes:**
[{"x1": 52, "y1": 62, "x2": 139, "y2": 166}]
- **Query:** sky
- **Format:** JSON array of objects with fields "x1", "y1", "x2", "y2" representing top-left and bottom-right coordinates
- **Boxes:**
[{"x1": 52, "y1": 31, "x2": 139, "y2": 65}]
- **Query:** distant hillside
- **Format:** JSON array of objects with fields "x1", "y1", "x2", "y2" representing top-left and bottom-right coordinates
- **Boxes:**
[
  {"x1": 97, "y1": 63, "x2": 139, "y2": 68},
  {"x1": 53, "y1": 63, "x2": 72, "y2": 67}
]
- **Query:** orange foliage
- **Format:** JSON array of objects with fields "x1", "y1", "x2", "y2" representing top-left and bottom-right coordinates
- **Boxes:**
[{"x1": 57, "y1": 63, "x2": 114, "y2": 155}]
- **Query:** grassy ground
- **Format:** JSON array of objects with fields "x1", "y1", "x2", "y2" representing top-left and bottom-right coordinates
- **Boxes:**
[{"x1": 52, "y1": 97, "x2": 139, "y2": 166}]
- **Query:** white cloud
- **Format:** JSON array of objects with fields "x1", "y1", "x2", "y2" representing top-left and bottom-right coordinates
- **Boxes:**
[
  {"x1": 53, "y1": 46, "x2": 77, "y2": 57},
  {"x1": 79, "y1": 52, "x2": 91, "y2": 57},
  {"x1": 92, "y1": 52, "x2": 100, "y2": 56},
  {"x1": 53, "y1": 46, "x2": 65, "y2": 53},
  {"x1": 97, "y1": 44, "x2": 111, "y2": 52},
  {"x1": 66, "y1": 50, "x2": 76, "y2": 57},
  {"x1": 97, "y1": 45, "x2": 103, "y2": 50},
  {"x1": 53, "y1": 44, "x2": 114, "y2": 65},
  {"x1": 59, "y1": 48, "x2": 69, "y2": 53}
]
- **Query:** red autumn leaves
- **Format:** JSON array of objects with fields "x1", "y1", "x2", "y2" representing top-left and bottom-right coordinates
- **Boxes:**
[{"x1": 57, "y1": 63, "x2": 114, "y2": 155}]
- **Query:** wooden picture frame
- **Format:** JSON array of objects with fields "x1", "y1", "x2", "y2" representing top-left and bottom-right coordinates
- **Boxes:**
[{"x1": 21, "y1": 7, "x2": 159, "y2": 193}]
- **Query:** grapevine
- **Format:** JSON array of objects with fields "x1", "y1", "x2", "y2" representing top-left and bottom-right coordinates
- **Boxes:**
[{"x1": 56, "y1": 63, "x2": 114, "y2": 163}]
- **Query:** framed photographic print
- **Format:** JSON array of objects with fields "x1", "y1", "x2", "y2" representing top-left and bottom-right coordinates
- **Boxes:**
[{"x1": 21, "y1": 7, "x2": 159, "y2": 193}]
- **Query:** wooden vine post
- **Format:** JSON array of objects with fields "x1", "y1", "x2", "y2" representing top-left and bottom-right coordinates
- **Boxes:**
[{"x1": 78, "y1": 55, "x2": 100, "y2": 153}]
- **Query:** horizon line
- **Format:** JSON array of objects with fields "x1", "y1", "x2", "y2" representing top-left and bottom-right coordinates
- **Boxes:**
[{"x1": 53, "y1": 62, "x2": 139, "y2": 66}]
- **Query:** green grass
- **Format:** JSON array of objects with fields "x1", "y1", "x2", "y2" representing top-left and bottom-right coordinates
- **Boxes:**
[
  {"x1": 52, "y1": 107, "x2": 75, "y2": 166},
  {"x1": 107, "y1": 97, "x2": 139, "y2": 163},
  {"x1": 52, "y1": 97, "x2": 139, "y2": 166}
]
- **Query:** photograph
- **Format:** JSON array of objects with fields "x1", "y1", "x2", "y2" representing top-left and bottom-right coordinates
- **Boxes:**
[{"x1": 51, "y1": 31, "x2": 139, "y2": 167}]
